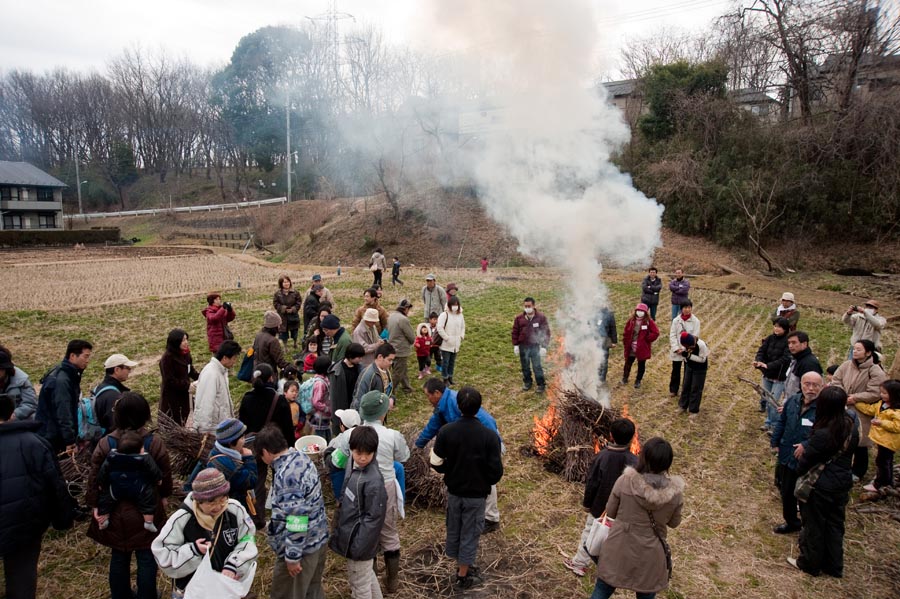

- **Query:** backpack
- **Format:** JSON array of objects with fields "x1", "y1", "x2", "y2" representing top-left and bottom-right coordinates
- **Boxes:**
[
  {"x1": 183, "y1": 453, "x2": 235, "y2": 493},
  {"x1": 78, "y1": 384, "x2": 118, "y2": 442},
  {"x1": 105, "y1": 434, "x2": 155, "y2": 501},
  {"x1": 298, "y1": 377, "x2": 316, "y2": 415}
]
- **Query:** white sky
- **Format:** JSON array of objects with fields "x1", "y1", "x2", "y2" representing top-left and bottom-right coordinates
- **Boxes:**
[{"x1": 0, "y1": 0, "x2": 736, "y2": 77}]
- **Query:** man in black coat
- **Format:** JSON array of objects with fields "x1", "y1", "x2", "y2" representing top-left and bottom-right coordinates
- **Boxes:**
[
  {"x1": 36, "y1": 339, "x2": 93, "y2": 453},
  {"x1": 783, "y1": 331, "x2": 822, "y2": 399},
  {"x1": 93, "y1": 353, "x2": 138, "y2": 434},
  {"x1": 430, "y1": 386, "x2": 503, "y2": 589},
  {"x1": 0, "y1": 392, "x2": 75, "y2": 598}
]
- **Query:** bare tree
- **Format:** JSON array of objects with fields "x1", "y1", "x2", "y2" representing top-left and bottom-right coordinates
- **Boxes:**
[{"x1": 729, "y1": 173, "x2": 786, "y2": 271}]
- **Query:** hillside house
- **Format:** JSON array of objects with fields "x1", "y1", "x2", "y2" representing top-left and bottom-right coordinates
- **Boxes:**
[{"x1": 0, "y1": 161, "x2": 66, "y2": 230}]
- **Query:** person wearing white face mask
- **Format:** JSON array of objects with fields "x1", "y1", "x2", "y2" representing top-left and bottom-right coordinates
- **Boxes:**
[
  {"x1": 842, "y1": 299, "x2": 886, "y2": 359},
  {"x1": 438, "y1": 296, "x2": 467, "y2": 386},
  {"x1": 512, "y1": 297, "x2": 551, "y2": 393},
  {"x1": 621, "y1": 303, "x2": 660, "y2": 390}
]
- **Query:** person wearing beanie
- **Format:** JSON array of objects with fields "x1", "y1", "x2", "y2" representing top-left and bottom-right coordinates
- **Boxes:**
[
  {"x1": 303, "y1": 284, "x2": 325, "y2": 332},
  {"x1": 668, "y1": 299, "x2": 701, "y2": 398},
  {"x1": 255, "y1": 424, "x2": 329, "y2": 598},
  {"x1": 202, "y1": 292, "x2": 236, "y2": 354},
  {"x1": 753, "y1": 318, "x2": 793, "y2": 430},
  {"x1": 201, "y1": 418, "x2": 258, "y2": 515},
  {"x1": 771, "y1": 292, "x2": 800, "y2": 331},
  {"x1": 322, "y1": 314, "x2": 352, "y2": 364},
  {"x1": 309, "y1": 274, "x2": 336, "y2": 311},
  {"x1": 677, "y1": 332, "x2": 710, "y2": 417},
  {"x1": 446, "y1": 282, "x2": 459, "y2": 297},
  {"x1": 153, "y1": 468, "x2": 258, "y2": 599},
  {"x1": 388, "y1": 299, "x2": 417, "y2": 393},
  {"x1": 335, "y1": 390, "x2": 410, "y2": 592},
  {"x1": 352, "y1": 307, "x2": 385, "y2": 368},
  {"x1": 254, "y1": 310, "x2": 289, "y2": 373},
  {"x1": 621, "y1": 302, "x2": 659, "y2": 389}
]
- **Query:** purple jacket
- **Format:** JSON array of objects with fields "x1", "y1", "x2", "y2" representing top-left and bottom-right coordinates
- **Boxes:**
[{"x1": 668, "y1": 278, "x2": 691, "y2": 306}]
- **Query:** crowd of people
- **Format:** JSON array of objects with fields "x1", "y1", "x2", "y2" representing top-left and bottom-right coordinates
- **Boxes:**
[{"x1": 0, "y1": 265, "x2": 896, "y2": 599}]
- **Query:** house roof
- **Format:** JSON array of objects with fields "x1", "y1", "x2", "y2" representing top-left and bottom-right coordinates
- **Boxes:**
[
  {"x1": 601, "y1": 79, "x2": 639, "y2": 97},
  {"x1": 0, "y1": 161, "x2": 67, "y2": 188},
  {"x1": 729, "y1": 88, "x2": 779, "y2": 105}
]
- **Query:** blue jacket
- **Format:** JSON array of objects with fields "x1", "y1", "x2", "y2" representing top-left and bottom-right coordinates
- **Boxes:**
[
  {"x1": 267, "y1": 449, "x2": 328, "y2": 563},
  {"x1": 415, "y1": 387, "x2": 500, "y2": 448},
  {"x1": 771, "y1": 392, "x2": 816, "y2": 470},
  {"x1": 206, "y1": 444, "x2": 259, "y2": 506}
]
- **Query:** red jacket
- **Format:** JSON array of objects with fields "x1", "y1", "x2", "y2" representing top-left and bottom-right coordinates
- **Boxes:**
[
  {"x1": 202, "y1": 305, "x2": 236, "y2": 353},
  {"x1": 622, "y1": 316, "x2": 660, "y2": 361},
  {"x1": 414, "y1": 335, "x2": 432, "y2": 357},
  {"x1": 512, "y1": 311, "x2": 551, "y2": 347}
]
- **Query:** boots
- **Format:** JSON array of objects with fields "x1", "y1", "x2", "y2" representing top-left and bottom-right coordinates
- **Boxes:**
[{"x1": 384, "y1": 550, "x2": 400, "y2": 593}]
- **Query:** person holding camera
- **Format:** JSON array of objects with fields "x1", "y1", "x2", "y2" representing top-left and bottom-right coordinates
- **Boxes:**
[
  {"x1": 842, "y1": 300, "x2": 886, "y2": 359},
  {"x1": 202, "y1": 292, "x2": 236, "y2": 354}
]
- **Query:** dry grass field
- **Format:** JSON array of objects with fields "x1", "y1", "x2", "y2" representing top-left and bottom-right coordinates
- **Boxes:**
[{"x1": 1, "y1": 248, "x2": 898, "y2": 599}]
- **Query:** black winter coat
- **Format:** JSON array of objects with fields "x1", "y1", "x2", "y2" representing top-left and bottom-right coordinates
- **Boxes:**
[
  {"x1": 93, "y1": 375, "x2": 129, "y2": 433},
  {"x1": 640, "y1": 276, "x2": 663, "y2": 307},
  {"x1": 238, "y1": 384, "x2": 294, "y2": 445},
  {"x1": 432, "y1": 416, "x2": 503, "y2": 498},
  {"x1": 159, "y1": 351, "x2": 200, "y2": 426},
  {"x1": 35, "y1": 359, "x2": 83, "y2": 452},
  {"x1": 797, "y1": 414, "x2": 859, "y2": 495},
  {"x1": 303, "y1": 293, "x2": 321, "y2": 332},
  {"x1": 0, "y1": 420, "x2": 75, "y2": 555},
  {"x1": 583, "y1": 444, "x2": 638, "y2": 518},
  {"x1": 755, "y1": 332, "x2": 791, "y2": 381}
]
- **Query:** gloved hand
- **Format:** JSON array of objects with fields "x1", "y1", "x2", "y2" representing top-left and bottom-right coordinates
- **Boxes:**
[
  {"x1": 540, "y1": 347, "x2": 547, "y2": 357},
  {"x1": 513, "y1": 346, "x2": 520, "y2": 356}
]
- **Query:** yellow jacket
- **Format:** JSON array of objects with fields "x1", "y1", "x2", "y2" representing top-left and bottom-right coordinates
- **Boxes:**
[{"x1": 853, "y1": 401, "x2": 900, "y2": 451}]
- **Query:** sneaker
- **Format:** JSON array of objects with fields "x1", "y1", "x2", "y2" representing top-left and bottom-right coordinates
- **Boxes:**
[
  {"x1": 143, "y1": 521, "x2": 158, "y2": 533},
  {"x1": 171, "y1": 589, "x2": 185, "y2": 599},
  {"x1": 456, "y1": 573, "x2": 483, "y2": 589},
  {"x1": 425, "y1": 367, "x2": 432, "y2": 375},
  {"x1": 633, "y1": 381, "x2": 641, "y2": 389},
  {"x1": 688, "y1": 413, "x2": 698, "y2": 420},
  {"x1": 417, "y1": 372, "x2": 424, "y2": 379},
  {"x1": 786, "y1": 557, "x2": 799, "y2": 570},
  {"x1": 522, "y1": 383, "x2": 532, "y2": 391},
  {"x1": 482, "y1": 519, "x2": 500, "y2": 534},
  {"x1": 862, "y1": 483, "x2": 878, "y2": 493},
  {"x1": 773, "y1": 523, "x2": 801, "y2": 534},
  {"x1": 852, "y1": 475, "x2": 860, "y2": 484},
  {"x1": 563, "y1": 558, "x2": 586, "y2": 577},
  {"x1": 535, "y1": 385, "x2": 545, "y2": 394}
]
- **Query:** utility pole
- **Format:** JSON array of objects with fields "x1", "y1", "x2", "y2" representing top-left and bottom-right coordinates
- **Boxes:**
[
  {"x1": 286, "y1": 90, "x2": 292, "y2": 203},
  {"x1": 74, "y1": 150, "x2": 83, "y2": 214}
]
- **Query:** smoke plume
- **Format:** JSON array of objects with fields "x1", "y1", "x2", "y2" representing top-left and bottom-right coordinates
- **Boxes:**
[{"x1": 418, "y1": 1, "x2": 664, "y2": 404}]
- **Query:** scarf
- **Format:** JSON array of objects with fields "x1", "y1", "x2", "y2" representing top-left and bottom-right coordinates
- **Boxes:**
[
  {"x1": 194, "y1": 504, "x2": 220, "y2": 532},
  {"x1": 680, "y1": 313, "x2": 692, "y2": 321},
  {"x1": 776, "y1": 303, "x2": 797, "y2": 315},
  {"x1": 213, "y1": 441, "x2": 242, "y2": 461}
]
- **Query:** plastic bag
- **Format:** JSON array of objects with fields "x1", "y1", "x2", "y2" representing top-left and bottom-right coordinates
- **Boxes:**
[
  {"x1": 184, "y1": 553, "x2": 256, "y2": 599},
  {"x1": 584, "y1": 513, "x2": 614, "y2": 558}
]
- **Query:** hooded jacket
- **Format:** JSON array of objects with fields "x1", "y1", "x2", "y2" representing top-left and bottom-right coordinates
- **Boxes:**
[
  {"x1": 853, "y1": 401, "x2": 900, "y2": 451},
  {"x1": 623, "y1": 316, "x2": 660, "y2": 361},
  {"x1": 797, "y1": 415, "x2": 859, "y2": 495},
  {"x1": 436, "y1": 308, "x2": 466, "y2": 353},
  {"x1": 267, "y1": 449, "x2": 329, "y2": 563},
  {"x1": 596, "y1": 467, "x2": 684, "y2": 594},
  {"x1": 328, "y1": 359, "x2": 360, "y2": 416},
  {"x1": 783, "y1": 347, "x2": 823, "y2": 398},
  {"x1": 329, "y1": 456, "x2": 387, "y2": 561},
  {"x1": 253, "y1": 328, "x2": 288, "y2": 372}
]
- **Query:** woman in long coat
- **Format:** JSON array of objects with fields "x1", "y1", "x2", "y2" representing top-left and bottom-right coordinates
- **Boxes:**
[
  {"x1": 621, "y1": 302, "x2": 660, "y2": 389},
  {"x1": 158, "y1": 328, "x2": 199, "y2": 426},
  {"x1": 86, "y1": 392, "x2": 173, "y2": 599},
  {"x1": 273, "y1": 275, "x2": 302, "y2": 348},
  {"x1": 595, "y1": 437, "x2": 684, "y2": 599}
]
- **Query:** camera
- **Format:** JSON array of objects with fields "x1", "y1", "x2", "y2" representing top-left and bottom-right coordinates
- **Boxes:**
[
  {"x1": 851, "y1": 305, "x2": 858, "y2": 312},
  {"x1": 223, "y1": 302, "x2": 232, "y2": 311}
]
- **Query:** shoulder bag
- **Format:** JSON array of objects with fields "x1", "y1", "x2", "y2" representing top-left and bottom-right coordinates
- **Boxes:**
[
  {"x1": 794, "y1": 430, "x2": 852, "y2": 503},
  {"x1": 646, "y1": 507, "x2": 673, "y2": 580}
]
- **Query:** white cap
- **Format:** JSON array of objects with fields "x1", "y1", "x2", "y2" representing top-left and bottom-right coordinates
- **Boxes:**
[
  {"x1": 335, "y1": 409, "x2": 361, "y2": 429},
  {"x1": 781, "y1": 292, "x2": 795, "y2": 302},
  {"x1": 104, "y1": 354, "x2": 138, "y2": 369}
]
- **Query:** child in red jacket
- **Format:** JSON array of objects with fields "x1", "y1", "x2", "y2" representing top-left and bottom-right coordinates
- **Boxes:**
[{"x1": 415, "y1": 323, "x2": 433, "y2": 379}]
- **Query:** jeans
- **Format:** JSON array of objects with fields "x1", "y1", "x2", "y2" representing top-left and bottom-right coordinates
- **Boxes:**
[
  {"x1": 109, "y1": 548, "x2": 157, "y2": 599},
  {"x1": 598, "y1": 347, "x2": 610, "y2": 383},
  {"x1": 762, "y1": 377, "x2": 785, "y2": 428},
  {"x1": 519, "y1": 345, "x2": 545, "y2": 386},
  {"x1": 372, "y1": 270, "x2": 382, "y2": 287},
  {"x1": 591, "y1": 578, "x2": 656, "y2": 599},
  {"x1": 671, "y1": 304, "x2": 680, "y2": 321},
  {"x1": 442, "y1": 350, "x2": 458, "y2": 381}
]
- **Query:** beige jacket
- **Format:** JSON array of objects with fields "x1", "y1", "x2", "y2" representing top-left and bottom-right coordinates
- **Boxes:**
[
  {"x1": 834, "y1": 356, "x2": 888, "y2": 448},
  {"x1": 842, "y1": 310, "x2": 886, "y2": 349}
]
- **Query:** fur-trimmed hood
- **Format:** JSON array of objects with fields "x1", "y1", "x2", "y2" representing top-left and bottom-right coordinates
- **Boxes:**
[{"x1": 619, "y1": 466, "x2": 685, "y2": 509}]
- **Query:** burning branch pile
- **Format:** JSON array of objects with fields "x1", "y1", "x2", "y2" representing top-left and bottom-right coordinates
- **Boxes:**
[{"x1": 532, "y1": 386, "x2": 637, "y2": 483}]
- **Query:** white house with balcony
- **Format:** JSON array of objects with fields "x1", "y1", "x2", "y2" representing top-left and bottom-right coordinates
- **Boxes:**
[{"x1": 0, "y1": 161, "x2": 66, "y2": 230}]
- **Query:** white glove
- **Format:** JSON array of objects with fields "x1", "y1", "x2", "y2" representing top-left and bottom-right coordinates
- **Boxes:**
[
  {"x1": 513, "y1": 346, "x2": 520, "y2": 356},
  {"x1": 540, "y1": 347, "x2": 547, "y2": 357}
]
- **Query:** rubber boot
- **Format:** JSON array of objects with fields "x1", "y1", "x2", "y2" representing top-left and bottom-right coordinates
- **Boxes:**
[{"x1": 384, "y1": 550, "x2": 400, "y2": 593}]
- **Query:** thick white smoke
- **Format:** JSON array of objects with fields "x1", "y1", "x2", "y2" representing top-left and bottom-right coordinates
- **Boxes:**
[{"x1": 418, "y1": 1, "x2": 664, "y2": 404}]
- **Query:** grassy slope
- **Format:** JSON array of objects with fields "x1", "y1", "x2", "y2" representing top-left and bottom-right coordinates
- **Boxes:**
[{"x1": 1, "y1": 264, "x2": 897, "y2": 599}]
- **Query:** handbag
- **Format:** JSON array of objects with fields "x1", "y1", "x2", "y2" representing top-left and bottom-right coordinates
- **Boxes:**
[
  {"x1": 223, "y1": 324, "x2": 235, "y2": 341},
  {"x1": 370, "y1": 262, "x2": 379, "y2": 272},
  {"x1": 236, "y1": 348, "x2": 255, "y2": 383},
  {"x1": 584, "y1": 512, "x2": 614, "y2": 559},
  {"x1": 646, "y1": 508, "x2": 673, "y2": 580},
  {"x1": 794, "y1": 430, "x2": 852, "y2": 503}
]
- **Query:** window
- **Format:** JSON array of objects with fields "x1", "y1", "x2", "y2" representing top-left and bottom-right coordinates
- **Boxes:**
[
  {"x1": 0, "y1": 187, "x2": 20, "y2": 201},
  {"x1": 37, "y1": 188, "x2": 54, "y2": 202},
  {"x1": 3, "y1": 214, "x2": 23, "y2": 229},
  {"x1": 38, "y1": 213, "x2": 57, "y2": 229}
]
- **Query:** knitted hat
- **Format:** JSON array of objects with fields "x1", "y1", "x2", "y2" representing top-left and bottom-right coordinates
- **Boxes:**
[
  {"x1": 191, "y1": 468, "x2": 230, "y2": 501},
  {"x1": 446, "y1": 282, "x2": 458, "y2": 293},
  {"x1": 680, "y1": 332, "x2": 696, "y2": 347},
  {"x1": 321, "y1": 314, "x2": 340, "y2": 330},
  {"x1": 781, "y1": 292, "x2": 795, "y2": 302},
  {"x1": 359, "y1": 390, "x2": 390, "y2": 421},
  {"x1": 635, "y1": 303, "x2": 649, "y2": 313},
  {"x1": 216, "y1": 418, "x2": 247, "y2": 444},
  {"x1": 335, "y1": 408, "x2": 361, "y2": 429},
  {"x1": 311, "y1": 273, "x2": 322, "y2": 281},
  {"x1": 264, "y1": 310, "x2": 282, "y2": 329},
  {"x1": 363, "y1": 308, "x2": 380, "y2": 322}
]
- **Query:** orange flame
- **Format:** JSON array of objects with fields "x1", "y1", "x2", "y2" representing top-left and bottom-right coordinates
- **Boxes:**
[
  {"x1": 532, "y1": 401, "x2": 558, "y2": 456},
  {"x1": 620, "y1": 404, "x2": 642, "y2": 455}
]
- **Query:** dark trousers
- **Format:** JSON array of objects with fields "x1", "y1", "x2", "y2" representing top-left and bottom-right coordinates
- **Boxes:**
[
  {"x1": 797, "y1": 489, "x2": 849, "y2": 577},
  {"x1": 279, "y1": 327, "x2": 300, "y2": 346},
  {"x1": 254, "y1": 456, "x2": 270, "y2": 528},
  {"x1": 874, "y1": 445, "x2": 895, "y2": 489},
  {"x1": 776, "y1": 464, "x2": 801, "y2": 528},
  {"x1": 446, "y1": 494, "x2": 486, "y2": 566},
  {"x1": 669, "y1": 360, "x2": 683, "y2": 394},
  {"x1": 592, "y1": 578, "x2": 655, "y2": 599},
  {"x1": 372, "y1": 270, "x2": 383, "y2": 287},
  {"x1": 851, "y1": 445, "x2": 869, "y2": 480},
  {"x1": 431, "y1": 346, "x2": 443, "y2": 369},
  {"x1": 110, "y1": 548, "x2": 157, "y2": 599},
  {"x1": 678, "y1": 368, "x2": 707, "y2": 413},
  {"x1": 519, "y1": 345, "x2": 545, "y2": 386},
  {"x1": 598, "y1": 350, "x2": 609, "y2": 383},
  {"x1": 648, "y1": 303, "x2": 658, "y2": 321},
  {"x1": 3, "y1": 536, "x2": 42, "y2": 599},
  {"x1": 392, "y1": 274, "x2": 403, "y2": 286},
  {"x1": 416, "y1": 355, "x2": 431, "y2": 371},
  {"x1": 622, "y1": 356, "x2": 645, "y2": 383}
]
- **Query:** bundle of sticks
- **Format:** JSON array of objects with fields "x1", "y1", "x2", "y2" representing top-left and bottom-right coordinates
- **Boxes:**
[
  {"x1": 58, "y1": 446, "x2": 93, "y2": 499},
  {"x1": 155, "y1": 411, "x2": 215, "y2": 476},
  {"x1": 403, "y1": 430, "x2": 448, "y2": 509},
  {"x1": 531, "y1": 387, "x2": 623, "y2": 483}
]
